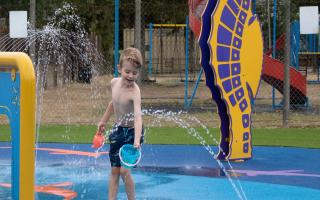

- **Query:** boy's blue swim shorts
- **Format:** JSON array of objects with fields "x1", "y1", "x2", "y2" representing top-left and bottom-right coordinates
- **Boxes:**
[{"x1": 108, "y1": 125, "x2": 144, "y2": 167}]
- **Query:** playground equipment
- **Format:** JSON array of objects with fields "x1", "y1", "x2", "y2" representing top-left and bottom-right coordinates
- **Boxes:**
[
  {"x1": 194, "y1": 0, "x2": 264, "y2": 160},
  {"x1": 191, "y1": 1, "x2": 308, "y2": 107},
  {"x1": 0, "y1": 52, "x2": 36, "y2": 199},
  {"x1": 264, "y1": 34, "x2": 307, "y2": 105},
  {"x1": 291, "y1": 20, "x2": 320, "y2": 84},
  {"x1": 189, "y1": 0, "x2": 317, "y2": 159},
  {"x1": 263, "y1": 55, "x2": 307, "y2": 105}
]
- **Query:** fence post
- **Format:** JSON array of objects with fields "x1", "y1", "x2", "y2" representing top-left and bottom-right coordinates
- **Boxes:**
[
  {"x1": 135, "y1": 0, "x2": 142, "y2": 84},
  {"x1": 148, "y1": 23, "x2": 153, "y2": 77},
  {"x1": 114, "y1": 0, "x2": 119, "y2": 77},
  {"x1": 134, "y1": 0, "x2": 142, "y2": 51},
  {"x1": 283, "y1": 0, "x2": 290, "y2": 127},
  {"x1": 184, "y1": 16, "x2": 189, "y2": 109},
  {"x1": 272, "y1": 0, "x2": 277, "y2": 109},
  {"x1": 29, "y1": 0, "x2": 36, "y2": 63}
]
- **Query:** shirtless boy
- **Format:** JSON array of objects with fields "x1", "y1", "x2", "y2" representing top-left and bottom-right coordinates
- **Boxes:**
[{"x1": 97, "y1": 47, "x2": 144, "y2": 200}]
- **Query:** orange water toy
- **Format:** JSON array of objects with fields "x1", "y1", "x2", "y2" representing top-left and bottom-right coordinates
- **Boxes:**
[{"x1": 92, "y1": 131, "x2": 105, "y2": 149}]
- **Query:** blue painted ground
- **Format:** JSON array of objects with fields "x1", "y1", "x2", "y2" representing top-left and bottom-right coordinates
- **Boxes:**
[{"x1": 0, "y1": 142, "x2": 320, "y2": 199}]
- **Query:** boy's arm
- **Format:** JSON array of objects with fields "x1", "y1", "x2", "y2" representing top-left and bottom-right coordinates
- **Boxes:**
[
  {"x1": 97, "y1": 101, "x2": 113, "y2": 133},
  {"x1": 97, "y1": 78, "x2": 116, "y2": 133},
  {"x1": 133, "y1": 87, "x2": 142, "y2": 149}
]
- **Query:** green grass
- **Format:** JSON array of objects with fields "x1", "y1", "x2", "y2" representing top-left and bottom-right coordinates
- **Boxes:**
[{"x1": 0, "y1": 125, "x2": 319, "y2": 148}]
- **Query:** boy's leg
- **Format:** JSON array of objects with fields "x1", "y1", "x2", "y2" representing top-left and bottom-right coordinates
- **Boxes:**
[
  {"x1": 108, "y1": 167, "x2": 121, "y2": 200},
  {"x1": 120, "y1": 167, "x2": 135, "y2": 200}
]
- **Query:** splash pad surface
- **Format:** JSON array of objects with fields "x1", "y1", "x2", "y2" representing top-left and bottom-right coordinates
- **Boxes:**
[{"x1": 0, "y1": 143, "x2": 320, "y2": 199}]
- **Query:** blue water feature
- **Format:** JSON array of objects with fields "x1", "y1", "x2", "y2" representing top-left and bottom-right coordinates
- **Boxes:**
[{"x1": 1, "y1": 143, "x2": 320, "y2": 199}]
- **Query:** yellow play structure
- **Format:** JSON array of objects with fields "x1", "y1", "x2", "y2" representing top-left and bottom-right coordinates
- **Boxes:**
[
  {"x1": 0, "y1": 52, "x2": 36, "y2": 199},
  {"x1": 199, "y1": 0, "x2": 263, "y2": 160}
]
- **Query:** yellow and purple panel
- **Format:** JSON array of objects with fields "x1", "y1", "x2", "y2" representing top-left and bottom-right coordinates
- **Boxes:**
[{"x1": 199, "y1": 0, "x2": 263, "y2": 160}]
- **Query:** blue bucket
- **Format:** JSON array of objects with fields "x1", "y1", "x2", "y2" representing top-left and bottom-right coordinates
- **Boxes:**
[{"x1": 119, "y1": 144, "x2": 141, "y2": 168}]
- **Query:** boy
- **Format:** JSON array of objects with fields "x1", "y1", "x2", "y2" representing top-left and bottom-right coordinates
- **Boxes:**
[{"x1": 97, "y1": 47, "x2": 144, "y2": 200}]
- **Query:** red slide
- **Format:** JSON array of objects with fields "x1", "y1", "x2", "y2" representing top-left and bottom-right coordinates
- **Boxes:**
[{"x1": 263, "y1": 55, "x2": 307, "y2": 105}]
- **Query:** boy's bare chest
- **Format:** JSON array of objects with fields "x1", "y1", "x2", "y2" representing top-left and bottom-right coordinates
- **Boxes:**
[{"x1": 112, "y1": 89, "x2": 133, "y2": 106}]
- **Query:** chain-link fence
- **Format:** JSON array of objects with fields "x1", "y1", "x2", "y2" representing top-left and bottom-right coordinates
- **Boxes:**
[
  {"x1": 255, "y1": 1, "x2": 319, "y2": 112},
  {"x1": 255, "y1": 1, "x2": 302, "y2": 108},
  {"x1": 0, "y1": 1, "x2": 319, "y2": 128}
]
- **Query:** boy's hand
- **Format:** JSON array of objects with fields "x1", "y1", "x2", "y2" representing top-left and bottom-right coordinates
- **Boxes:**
[
  {"x1": 97, "y1": 121, "x2": 106, "y2": 133},
  {"x1": 133, "y1": 142, "x2": 141, "y2": 149}
]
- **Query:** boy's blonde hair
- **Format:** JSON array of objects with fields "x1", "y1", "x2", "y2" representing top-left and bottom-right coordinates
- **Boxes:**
[{"x1": 119, "y1": 47, "x2": 143, "y2": 69}]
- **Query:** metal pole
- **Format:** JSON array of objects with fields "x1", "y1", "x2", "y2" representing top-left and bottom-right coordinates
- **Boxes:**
[
  {"x1": 134, "y1": 0, "x2": 142, "y2": 51},
  {"x1": 29, "y1": 0, "x2": 36, "y2": 63},
  {"x1": 283, "y1": 0, "x2": 290, "y2": 127},
  {"x1": 148, "y1": 23, "x2": 153, "y2": 77},
  {"x1": 188, "y1": 68, "x2": 203, "y2": 108},
  {"x1": 114, "y1": 0, "x2": 119, "y2": 77},
  {"x1": 135, "y1": 0, "x2": 142, "y2": 84},
  {"x1": 184, "y1": 16, "x2": 189, "y2": 109},
  {"x1": 267, "y1": 0, "x2": 272, "y2": 49},
  {"x1": 29, "y1": 0, "x2": 36, "y2": 32},
  {"x1": 272, "y1": 0, "x2": 277, "y2": 109}
]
